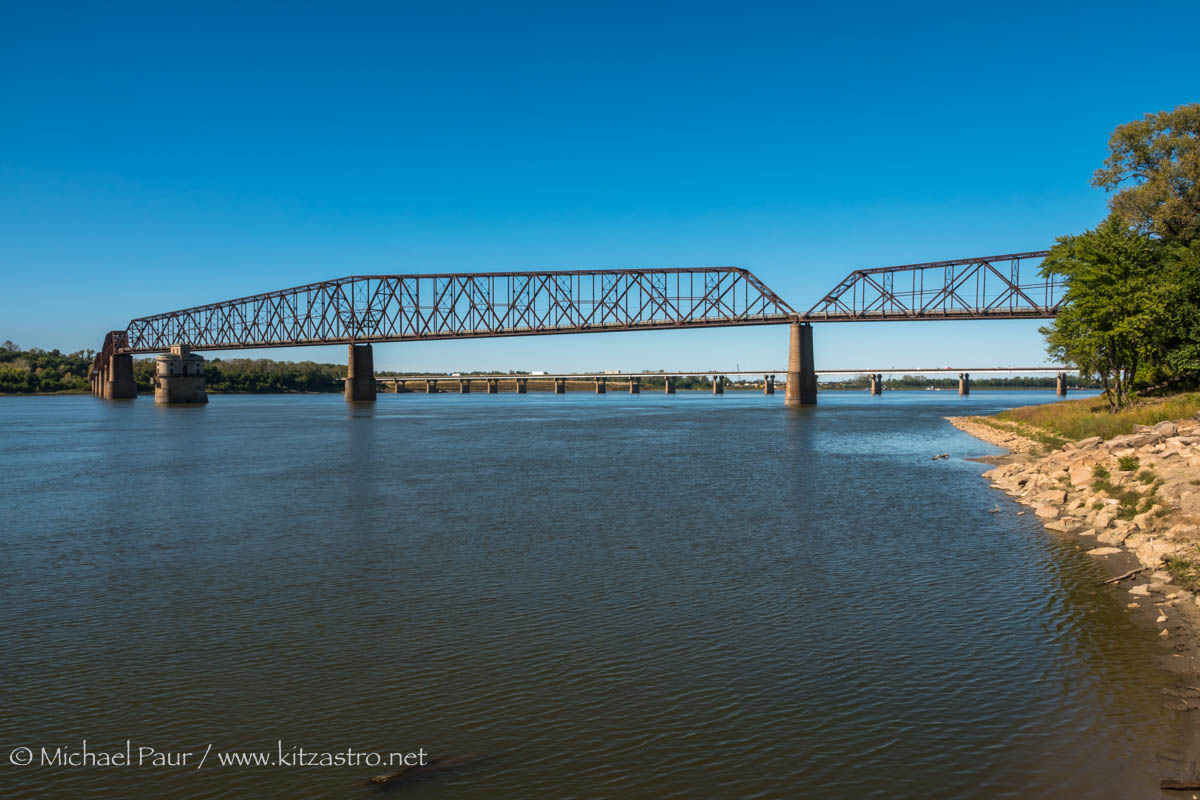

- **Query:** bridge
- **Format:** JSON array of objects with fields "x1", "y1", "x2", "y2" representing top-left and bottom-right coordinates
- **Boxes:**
[{"x1": 91, "y1": 250, "x2": 1065, "y2": 406}]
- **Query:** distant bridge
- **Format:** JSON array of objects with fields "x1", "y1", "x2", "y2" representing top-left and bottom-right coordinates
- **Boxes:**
[{"x1": 92, "y1": 251, "x2": 1066, "y2": 405}]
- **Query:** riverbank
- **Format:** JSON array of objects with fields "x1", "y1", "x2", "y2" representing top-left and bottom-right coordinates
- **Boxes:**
[{"x1": 951, "y1": 403, "x2": 1200, "y2": 787}]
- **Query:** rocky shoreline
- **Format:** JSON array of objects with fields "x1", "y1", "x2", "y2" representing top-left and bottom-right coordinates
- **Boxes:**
[
  {"x1": 953, "y1": 413, "x2": 1200, "y2": 631},
  {"x1": 952, "y1": 411, "x2": 1200, "y2": 788}
]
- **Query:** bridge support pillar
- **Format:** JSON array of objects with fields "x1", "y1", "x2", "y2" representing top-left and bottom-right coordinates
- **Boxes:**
[
  {"x1": 869, "y1": 373, "x2": 883, "y2": 395},
  {"x1": 516, "y1": 378, "x2": 527, "y2": 394},
  {"x1": 764, "y1": 375, "x2": 775, "y2": 395},
  {"x1": 958, "y1": 373, "x2": 970, "y2": 396},
  {"x1": 594, "y1": 377, "x2": 606, "y2": 394},
  {"x1": 344, "y1": 344, "x2": 376, "y2": 402},
  {"x1": 486, "y1": 378, "x2": 499, "y2": 394},
  {"x1": 425, "y1": 379, "x2": 438, "y2": 393},
  {"x1": 554, "y1": 378, "x2": 566, "y2": 394},
  {"x1": 712, "y1": 375, "x2": 724, "y2": 395},
  {"x1": 104, "y1": 353, "x2": 138, "y2": 400},
  {"x1": 785, "y1": 322, "x2": 817, "y2": 407},
  {"x1": 154, "y1": 345, "x2": 207, "y2": 404},
  {"x1": 629, "y1": 377, "x2": 640, "y2": 394},
  {"x1": 1057, "y1": 372, "x2": 1068, "y2": 397},
  {"x1": 459, "y1": 379, "x2": 471, "y2": 394},
  {"x1": 665, "y1": 376, "x2": 676, "y2": 395}
]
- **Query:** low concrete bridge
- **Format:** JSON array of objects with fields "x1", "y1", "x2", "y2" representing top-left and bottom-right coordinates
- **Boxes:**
[
  {"x1": 91, "y1": 251, "x2": 1065, "y2": 406},
  {"x1": 351, "y1": 367, "x2": 1077, "y2": 398}
]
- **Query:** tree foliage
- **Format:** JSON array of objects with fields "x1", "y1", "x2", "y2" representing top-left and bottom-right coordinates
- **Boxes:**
[
  {"x1": 0, "y1": 344, "x2": 94, "y2": 393},
  {"x1": 1092, "y1": 103, "x2": 1200, "y2": 244},
  {"x1": 1039, "y1": 216, "x2": 1198, "y2": 410}
]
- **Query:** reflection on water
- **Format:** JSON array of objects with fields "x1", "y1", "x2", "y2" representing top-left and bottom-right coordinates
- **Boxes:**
[{"x1": 0, "y1": 390, "x2": 1186, "y2": 798}]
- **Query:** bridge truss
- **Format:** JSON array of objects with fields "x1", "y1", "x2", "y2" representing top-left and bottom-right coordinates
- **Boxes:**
[
  {"x1": 802, "y1": 251, "x2": 1060, "y2": 322},
  {"x1": 118, "y1": 267, "x2": 799, "y2": 354}
]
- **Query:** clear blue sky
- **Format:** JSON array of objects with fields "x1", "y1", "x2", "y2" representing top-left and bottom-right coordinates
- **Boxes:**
[{"x1": 2, "y1": 1, "x2": 1197, "y2": 373}]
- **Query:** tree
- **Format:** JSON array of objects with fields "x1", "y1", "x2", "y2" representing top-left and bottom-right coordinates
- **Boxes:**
[
  {"x1": 1092, "y1": 103, "x2": 1200, "y2": 244},
  {"x1": 1039, "y1": 216, "x2": 1164, "y2": 410}
]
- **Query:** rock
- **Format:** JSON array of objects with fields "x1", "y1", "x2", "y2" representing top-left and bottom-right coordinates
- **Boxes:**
[
  {"x1": 1132, "y1": 511, "x2": 1156, "y2": 531},
  {"x1": 1035, "y1": 504, "x2": 1060, "y2": 519},
  {"x1": 1093, "y1": 511, "x2": 1115, "y2": 531},
  {"x1": 1068, "y1": 464, "x2": 1094, "y2": 488},
  {"x1": 1147, "y1": 582, "x2": 1174, "y2": 594},
  {"x1": 1035, "y1": 489, "x2": 1068, "y2": 504},
  {"x1": 1154, "y1": 421, "x2": 1178, "y2": 437},
  {"x1": 1129, "y1": 584, "x2": 1151, "y2": 596},
  {"x1": 1088, "y1": 546, "x2": 1122, "y2": 555},
  {"x1": 1075, "y1": 436, "x2": 1102, "y2": 450},
  {"x1": 1160, "y1": 628, "x2": 1169, "y2": 636},
  {"x1": 1044, "y1": 519, "x2": 1079, "y2": 533}
]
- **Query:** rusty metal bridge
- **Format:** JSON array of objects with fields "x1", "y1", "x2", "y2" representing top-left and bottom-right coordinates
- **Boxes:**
[{"x1": 92, "y1": 250, "x2": 1066, "y2": 405}]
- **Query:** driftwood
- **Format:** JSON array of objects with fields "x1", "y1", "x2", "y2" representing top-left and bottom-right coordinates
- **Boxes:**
[
  {"x1": 370, "y1": 759, "x2": 445, "y2": 786},
  {"x1": 1102, "y1": 567, "x2": 1148, "y2": 585},
  {"x1": 1162, "y1": 778, "x2": 1200, "y2": 790}
]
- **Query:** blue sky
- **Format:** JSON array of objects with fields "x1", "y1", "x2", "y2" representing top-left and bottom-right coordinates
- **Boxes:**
[{"x1": 2, "y1": 1, "x2": 1197, "y2": 373}]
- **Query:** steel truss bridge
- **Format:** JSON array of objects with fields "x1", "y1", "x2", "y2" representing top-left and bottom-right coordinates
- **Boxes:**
[{"x1": 94, "y1": 251, "x2": 1064, "y2": 383}]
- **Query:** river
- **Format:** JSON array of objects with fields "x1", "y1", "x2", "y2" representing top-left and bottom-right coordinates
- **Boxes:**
[{"x1": 0, "y1": 390, "x2": 1188, "y2": 798}]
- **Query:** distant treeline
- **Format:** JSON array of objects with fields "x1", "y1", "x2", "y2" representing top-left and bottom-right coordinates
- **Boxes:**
[
  {"x1": 0, "y1": 342, "x2": 94, "y2": 393},
  {"x1": 0, "y1": 343, "x2": 348, "y2": 394},
  {"x1": 131, "y1": 357, "x2": 346, "y2": 393}
]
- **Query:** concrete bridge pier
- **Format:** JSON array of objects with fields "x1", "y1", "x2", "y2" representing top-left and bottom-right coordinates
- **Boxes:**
[
  {"x1": 764, "y1": 375, "x2": 775, "y2": 395},
  {"x1": 554, "y1": 378, "x2": 566, "y2": 394},
  {"x1": 629, "y1": 377, "x2": 640, "y2": 394},
  {"x1": 785, "y1": 322, "x2": 818, "y2": 406},
  {"x1": 344, "y1": 344, "x2": 376, "y2": 402},
  {"x1": 958, "y1": 373, "x2": 970, "y2": 396},
  {"x1": 516, "y1": 378, "x2": 527, "y2": 394},
  {"x1": 103, "y1": 353, "x2": 138, "y2": 400},
  {"x1": 425, "y1": 379, "x2": 438, "y2": 393},
  {"x1": 155, "y1": 345, "x2": 207, "y2": 404},
  {"x1": 1057, "y1": 372, "x2": 1068, "y2": 397},
  {"x1": 594, "y1": 377, "x2": 606, "y2": 394},
  {"x1": 869, "y1": 373, "x2": 883, "y2": 395},
  {"x1": 459, "y1": 379, "x2": 471, "y2": 394},
  {"x1": 486, "y1": 378, "x2": 499, "y2": 394},
  {"x1": 664, "y1": 376, "x2": 676, "y2": 395},
  {"x1": 712, "y1": 375, "x2": 724, "y2": 395}
]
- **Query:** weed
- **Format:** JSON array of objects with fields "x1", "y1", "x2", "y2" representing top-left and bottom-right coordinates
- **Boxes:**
[{"x1": 1118, "y1": 455, "x2": 1140, "y2": 472}]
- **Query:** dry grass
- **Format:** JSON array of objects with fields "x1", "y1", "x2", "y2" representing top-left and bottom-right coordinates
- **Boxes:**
[{"x1": 996, "y1": 392, "x2": 1200, "y2": 441}]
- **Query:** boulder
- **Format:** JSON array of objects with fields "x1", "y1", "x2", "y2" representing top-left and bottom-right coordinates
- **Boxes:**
[
  {"x1": 1068, "y1": 464, "x2": 1094, "y2": 488},
  {"x1": 1034, "y1": 488, "x2": 1068, "y2": 505},
  {"x1": 1087, "y1": 547, "x2": 1122, "y2": 555},
  {"x1": 1154, "y1": 421, "x2": 1179, "y2": 437},
  {"x1": 1093, "y1": 510, "x2": 1116, "y2": 531},
  {"x1": 1035, "y1": 505, "x2": 1060, "y2": 519},
  {"x1": 1044, "y1": 519, "x2": 1079, "y2": 533}
]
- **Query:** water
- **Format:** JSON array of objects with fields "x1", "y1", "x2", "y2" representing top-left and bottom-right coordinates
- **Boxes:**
[{"x1": 0, "y1": 390, "x2": 1188, "y2": 798}]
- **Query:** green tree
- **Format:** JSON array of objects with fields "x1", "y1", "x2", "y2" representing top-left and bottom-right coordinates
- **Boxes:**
[
  {"x1": 1092, "y1": 103, "x2": 1200, "y2": 244},
  {"x1": 1039, "y1": 216, "x2": 1165, "y2": 410}
]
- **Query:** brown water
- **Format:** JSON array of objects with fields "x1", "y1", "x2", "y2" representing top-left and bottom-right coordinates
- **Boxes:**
[{"x1": 0, "y1": 391, "x2": 1190, "y2": 798}]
